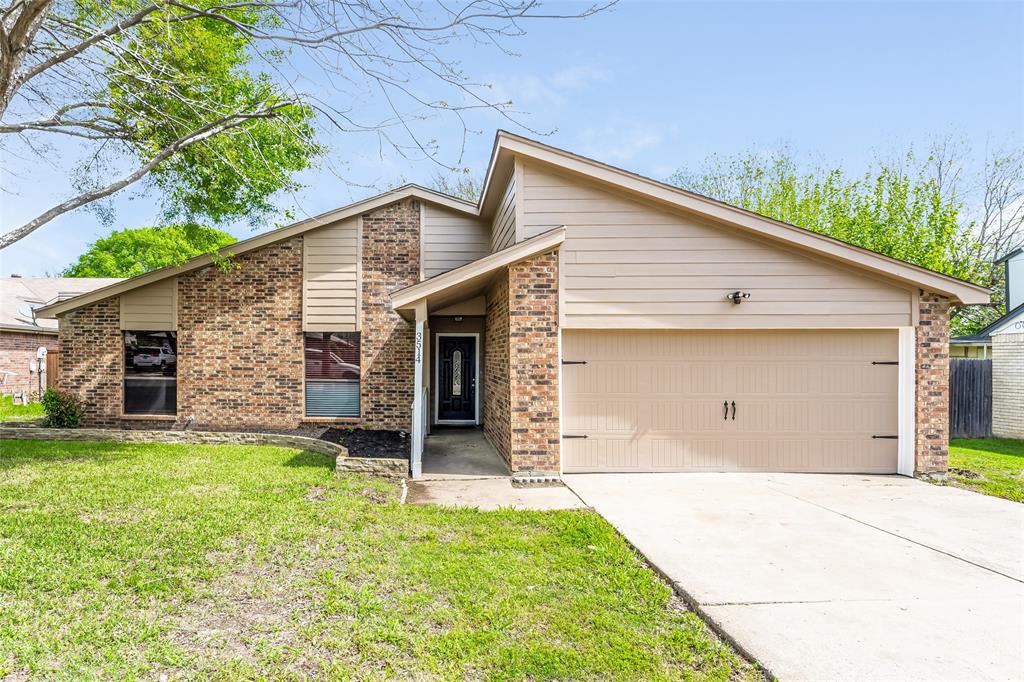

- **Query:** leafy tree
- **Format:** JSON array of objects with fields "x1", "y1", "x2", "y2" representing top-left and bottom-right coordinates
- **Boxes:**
[
  {"x1": 669, "y1": 141, "x2": 1023, "y2": 336},
  {"x1": 0, "y1": 0, "x2": 610, "y2": 248},
  {"x1": 62, "y1": 224, "x2": 236, "y2": 277},
  {"x1": 430, "y1": 170, "x2": 484, "y2": 203}
]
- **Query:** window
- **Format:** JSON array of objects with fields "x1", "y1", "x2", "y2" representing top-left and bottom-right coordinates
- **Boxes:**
[
  {"x1": 123, "y1": 331, "x2": 177, "y2": 415},
  {"x1": 305, "y1": 332, "x2": 360, "y2": 417}
]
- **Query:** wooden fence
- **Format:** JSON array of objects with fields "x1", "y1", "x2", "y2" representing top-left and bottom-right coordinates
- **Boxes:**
[{"x1": 949, "y1": 358, "x2": 992, "y2": 439}]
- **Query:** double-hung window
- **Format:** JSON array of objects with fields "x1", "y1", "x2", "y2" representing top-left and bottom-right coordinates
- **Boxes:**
[
  {"x1": 304, "y1": 332, "x2": 360, "y2": 417},
  {"x1": 123, "y1": 331, "x2": 177, "y2": 415}
]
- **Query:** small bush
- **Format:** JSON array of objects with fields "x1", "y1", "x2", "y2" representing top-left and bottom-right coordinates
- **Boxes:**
[{"x1": 41, "y1": 388, "x2": 84, "y2": 428}]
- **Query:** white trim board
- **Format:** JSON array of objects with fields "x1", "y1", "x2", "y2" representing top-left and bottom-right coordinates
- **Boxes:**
[{"x1": 433, "y1": 332, "x2": 481, "y2": 426}]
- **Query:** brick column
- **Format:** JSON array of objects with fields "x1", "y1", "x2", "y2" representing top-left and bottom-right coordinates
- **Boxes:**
[
  {"x1": 915, "y1": 292, "x2": 950, "y2": 476},
  {"x1": 360, "y1": 198, "x2": 421, "y2": 430},
  {"x1": 58, "y1": 298, "x2": 122, "y2": 427},
  {"x1": 484, "y1": 272, "x2": 511, "y2": 466},
  {"x1": 507, "y1": 249, "x2": 560, "y2": 475}
]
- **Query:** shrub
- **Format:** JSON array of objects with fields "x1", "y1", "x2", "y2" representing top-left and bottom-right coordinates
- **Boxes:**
[{"x1": 41, "y1": 389, "x2": 84, "y2": 428}]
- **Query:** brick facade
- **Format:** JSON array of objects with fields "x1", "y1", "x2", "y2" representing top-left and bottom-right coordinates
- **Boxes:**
[
  {"x1": 58, "y1": 298, "x2": 123, "y2": 427},
  {"x1": 359, "y1": 198, "x2": 420, "y2": 430},
  {"x1": 507, "y1": 250, "x2": 560, "y2": 475},
  {"x1": 483, "y1": 273, "x2": 511, "y2": 466},
  {"x1": 177, "y1": 238, "x2": 305, "y2": 429},
  {"x1": 915, "y1": 292, "x2": 950, "y2": 475},
  {"x1": 0, "y1": 330, "x2": 57, "y2": 397},
  {"x1": 992, "y1": 332, "x2": 1024, "y2": 439}
]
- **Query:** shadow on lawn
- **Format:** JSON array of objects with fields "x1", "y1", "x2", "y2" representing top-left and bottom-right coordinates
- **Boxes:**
[{"x1": 283, "y1": 450, "x2": 336, "y2": 469}]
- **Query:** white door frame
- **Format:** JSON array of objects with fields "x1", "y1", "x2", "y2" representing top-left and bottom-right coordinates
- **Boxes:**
[
  {"x1": 433, "y1": 332, "x2": 480, "y2": 425},
  {"x1": 897, "y1": 326, "x2": 917, "y2": 477}
]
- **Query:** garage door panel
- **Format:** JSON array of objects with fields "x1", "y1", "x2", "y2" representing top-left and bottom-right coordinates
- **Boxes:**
[{"x1": 562, "y1": 330, "x2": 899, "y2": 473}]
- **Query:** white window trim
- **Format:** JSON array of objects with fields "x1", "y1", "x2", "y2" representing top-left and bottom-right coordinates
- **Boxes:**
[{"x1": 433, "y1": 332, "x2": 480, "y2": 426}]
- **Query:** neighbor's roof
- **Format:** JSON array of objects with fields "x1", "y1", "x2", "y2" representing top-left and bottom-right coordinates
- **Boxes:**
[
  {"x1": 39, "y1": 132, "x2": 991, "y2": 318},
  {"x1": 954, "y1": 301, "x2": 1024, "y2": 343},
  {"x1": 1, "y1": 276, "x2": 123, "y2": 333}
]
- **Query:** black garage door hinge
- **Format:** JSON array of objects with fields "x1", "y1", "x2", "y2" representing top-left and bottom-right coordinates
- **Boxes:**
[
  {"x1": 562, "y1": 434, "x2": 588, "y2": 439},
  {"x1": 561, "y1": 360, "x2": 587, "y2": 365},
  {"x1": 871, "y1": 361, "x2": 899, "y2": 365},
  {"x1": 872, "y1": 435, "x2": 899, "y2": 439}
]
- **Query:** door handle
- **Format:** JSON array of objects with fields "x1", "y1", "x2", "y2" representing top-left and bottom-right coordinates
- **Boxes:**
[
  {"x1": 731, "y1": 400, "x2": 736, "y2": 420},
  {"x1": 723, "y1": 401, "x2": 729, "y2": 420}
]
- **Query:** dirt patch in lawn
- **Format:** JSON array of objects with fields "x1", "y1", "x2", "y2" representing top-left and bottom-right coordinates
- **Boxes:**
[{"x1": 948, "y1": 467, "x2": 982, "y2": 479}]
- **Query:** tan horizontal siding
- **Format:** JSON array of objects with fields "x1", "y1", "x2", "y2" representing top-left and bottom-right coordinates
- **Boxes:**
[
  {"x1": 490, "y1": 174, "x2": 516, "y2": 253},
  {"x1": 422, "y1": 204, "x2": 490, "y2": 277},
  {"x1": 120, "y1": 277, "x2": 176, "y2": 330},
  {"x1": 519, "y1": 161, "x2": 914, "y2": 329},
  {"x1": 303, "y1": 216, "x2": 359, "y2": 332}
]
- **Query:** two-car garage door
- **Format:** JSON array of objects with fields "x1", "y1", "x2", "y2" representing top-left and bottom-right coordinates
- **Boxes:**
[{"x1": 562, "y1": 329, "x2": 899, "y2": 473}]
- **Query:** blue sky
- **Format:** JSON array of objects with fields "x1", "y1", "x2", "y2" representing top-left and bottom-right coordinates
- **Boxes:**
[{"x1": 2, "y1": 0, "x2": 1022, "y2": 276}]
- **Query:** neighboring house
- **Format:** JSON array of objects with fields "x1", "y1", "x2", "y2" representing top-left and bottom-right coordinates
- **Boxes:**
[
  {"x1": 1, "y1": 276, "x2": 122, "y2": 396},
  {"x1": 951, "y1": 249, "x2": 1024, "y2": 439},
  {"x1": 37, "y1": 132, "x2": 989, "y2": 479}
]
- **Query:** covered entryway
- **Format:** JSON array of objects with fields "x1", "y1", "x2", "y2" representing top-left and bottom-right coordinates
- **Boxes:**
[{"x1": 562, "y1": 329, "x2": 900, "y2": 473}]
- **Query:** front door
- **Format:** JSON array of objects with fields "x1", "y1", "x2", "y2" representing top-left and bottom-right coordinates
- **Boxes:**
[{"x1": 437, "y1": 335, "x2": 476, "y2": 423}]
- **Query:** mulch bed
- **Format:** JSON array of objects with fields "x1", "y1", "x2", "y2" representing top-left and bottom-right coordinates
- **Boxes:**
[{"x1": 211, "y1": 424, "x2": 410, "y2": 460}]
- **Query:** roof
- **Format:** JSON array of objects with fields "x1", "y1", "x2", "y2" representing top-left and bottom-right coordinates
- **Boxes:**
[
  {"x1": 1, "y1": 276, "x2": 123, "y2": 333},
  {"x1": 995, "y1": 247, "x2": 1022, "y2": 265},
  {"x1": 391, "y1": 228, "x2": 566, "y2": 319},
  {"x1": 37, "y1": 185, "x2": 476, "y2": 319},
  {"x1": 953, "y1": 301, "x2": 1024, "y2": 342},
  {"x1": 39, "y1": 131, "x2": 990, "y2": 318},
  {"x1": 481, "y1": 131, "x2": 990, "y2": 305}
]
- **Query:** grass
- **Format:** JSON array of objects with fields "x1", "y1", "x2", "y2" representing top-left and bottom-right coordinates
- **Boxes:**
[
  {"x1": 0, "y1": 440, "x2": 757, "y2": 681},
  {"x1": 0, "y1": 395, "x2": 44, "y2": 422},
  {"x1": 944, "y1": 438, "x2": 1024, "y2": 503}
]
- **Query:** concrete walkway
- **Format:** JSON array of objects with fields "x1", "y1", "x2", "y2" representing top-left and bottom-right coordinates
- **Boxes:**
[
  {"x1": 411, "y1": 428, "x2": 585, "y2": 510},
  {"x1": 565, "y1": 473, "x2": 1024, "y2": 681}
]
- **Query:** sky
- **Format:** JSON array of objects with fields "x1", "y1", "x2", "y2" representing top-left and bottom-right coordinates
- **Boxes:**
[{"x1": 2, "y1": 0, "x2": 1022, "y2": 276}]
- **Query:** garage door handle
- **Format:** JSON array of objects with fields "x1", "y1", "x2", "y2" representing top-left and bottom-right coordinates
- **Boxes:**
[
  {"x1": 723, "y1": 401, "x2": 729, "y2": 420},
  {"x1": 731, "y1": 400, "x2": 736, "y2": 420}
]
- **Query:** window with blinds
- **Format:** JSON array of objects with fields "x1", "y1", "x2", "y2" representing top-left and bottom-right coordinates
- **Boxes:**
[{"x1": 304, "y1": 332, "x2": 360, "y2": 417}]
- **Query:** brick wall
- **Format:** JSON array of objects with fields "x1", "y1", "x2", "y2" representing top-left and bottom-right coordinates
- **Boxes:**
[
  {"x1": 483, "y1": 273, "x2": 511, "y2": 466},
  {"x1": 992, "y1": 332, "x2": 1024, "y2": 439},
  {"x1": 177, "y1": 238, "x2": 304, "y2": 429},
  {"x1": 507, "y1": 249, "x2": 560, "y2": 475},
  {"x1": 0, "y1": 330, "x2": 57, "y2": 397},
  {"x1": 915, "y1": 293, "x2": 950, "y2": 475},
  {"x1": 58, "y1": 298, "x2": 123, "y2": 427},
  {"x1": 359, "y1": 198, "x2": 420, "y2": 430}
]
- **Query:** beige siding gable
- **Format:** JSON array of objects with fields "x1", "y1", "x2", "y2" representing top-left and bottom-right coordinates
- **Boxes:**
[
  {"x1": 520, "y1": 161, "x2": 915, "y2": 329},
  {"x1": 490, "y1": 173, "x2": 516, "y2": 252},
  {"x1": 422, "y1": 204, "x2": 490, "y2": 277},
  {"x1": 303, "y1": 216, "x2": 359, "y2": 332},
  {"x1": 120, "y1": 277, "x2": 176, "y2": 330}
]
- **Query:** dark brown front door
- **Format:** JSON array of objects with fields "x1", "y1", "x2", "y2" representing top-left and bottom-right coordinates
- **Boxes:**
[{"x1": 437, "y1": 335, "x2": 476, "y2": 422}]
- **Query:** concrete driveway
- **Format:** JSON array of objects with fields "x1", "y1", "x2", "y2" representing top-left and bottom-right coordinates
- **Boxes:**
[{"x1": 564, "y1": 473, "x2": 1024, "y2": 681}]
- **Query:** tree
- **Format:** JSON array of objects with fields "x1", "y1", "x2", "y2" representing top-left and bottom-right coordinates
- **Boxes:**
[
  {"x1": 429, "y1": 170, "x2": 484, "y2": 203},
  {"x1": 669, "y1": 140, "x2": 1024, "y2": 336},
  {"x1": 62, "y1": 223, "x2": 236, "y2": 277},
  {"x1": 0, "y1": 0, "x2": 610, "y2": 248}
]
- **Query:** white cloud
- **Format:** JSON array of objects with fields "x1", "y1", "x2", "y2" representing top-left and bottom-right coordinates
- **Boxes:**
[
  {"x1": 486, "y1": 65, "x2": 612, "y2": 110},
  {"x1": 578, "y1": 123, "x2": 675, "y2": 165}
]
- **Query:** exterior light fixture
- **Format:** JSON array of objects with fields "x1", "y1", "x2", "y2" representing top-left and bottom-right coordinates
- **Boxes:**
[{"x1": 726, "y1": 291, "x2": 751, "y2": 305}]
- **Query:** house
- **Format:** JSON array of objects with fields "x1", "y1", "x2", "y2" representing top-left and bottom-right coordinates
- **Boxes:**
[
  {"x1": 36, "y1": 132, "x2": 990, "y2": 479},
  {"x1": 951, "y1": 249, "x2": 1024, "y2": 439},
  {"x1": 1, "y1": 275, "x2": 122, "y2": 396}
]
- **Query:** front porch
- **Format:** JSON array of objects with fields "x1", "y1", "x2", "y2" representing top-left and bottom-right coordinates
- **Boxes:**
[
  {"x1": 422, "y1": 427, "x2": 508, "y2": 479},
  {"x1": 392, "y1": 229, "x2": 566, "y2": 479}
]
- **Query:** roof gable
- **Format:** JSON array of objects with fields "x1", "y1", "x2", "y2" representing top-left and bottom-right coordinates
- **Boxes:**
[{"x1": 483, "y1": 131, "x2": 989, "y2": 305}]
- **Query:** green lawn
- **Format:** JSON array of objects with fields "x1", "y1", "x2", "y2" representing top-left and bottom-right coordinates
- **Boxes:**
[
  {"x1": 0, "y1": 440, "x2": 757, "y2": 680},
  {"x1": 0, "y1": 395, "x2": 44, "y2": 422},
  {"x1": 945, "y1": 438, "x2": 1024, "y2": 503}
]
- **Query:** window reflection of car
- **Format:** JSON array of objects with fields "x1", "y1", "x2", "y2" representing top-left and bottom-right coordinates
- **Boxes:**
[
  {"x1": 132, "y1": 347, "x2": 177, "y2": 370},
  {"x1": 305, "y1": 348, "x2": 359, "y2": 379}
]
